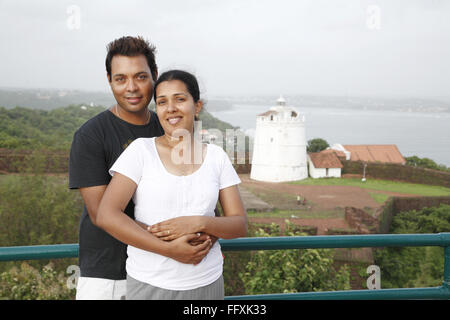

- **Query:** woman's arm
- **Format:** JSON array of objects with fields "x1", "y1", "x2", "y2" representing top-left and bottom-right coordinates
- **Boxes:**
[
  {"x1": 150, "y1": 185, "x2": 247, "y2": 240},
  {"x1": 96, "y1": 173, "x2": 212, "y2": 265}
]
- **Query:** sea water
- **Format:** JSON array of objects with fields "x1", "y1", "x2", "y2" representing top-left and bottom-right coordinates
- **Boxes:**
[{"x1": 209, "y1": 104, "x2": 450, "y2": 166}]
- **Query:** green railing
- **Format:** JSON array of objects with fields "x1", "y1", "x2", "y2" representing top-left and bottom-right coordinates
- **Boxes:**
[{"x1": 1, "y1": 233, "x2": 450, "y2": 300}]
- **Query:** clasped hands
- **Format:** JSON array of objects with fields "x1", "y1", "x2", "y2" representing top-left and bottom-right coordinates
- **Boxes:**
[{"x1": 147, "y1": 216, "x2": 218, "y2": 265}]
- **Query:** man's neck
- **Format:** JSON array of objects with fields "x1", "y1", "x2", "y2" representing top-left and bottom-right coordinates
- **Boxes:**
[{"x1": 111, "y1": 104, "x2": 150, "y2": 125}]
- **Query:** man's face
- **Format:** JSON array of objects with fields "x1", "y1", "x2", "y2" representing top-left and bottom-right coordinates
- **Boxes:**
[{"x1": 108, "y1": 54, "x2": 154, "y2": 114}]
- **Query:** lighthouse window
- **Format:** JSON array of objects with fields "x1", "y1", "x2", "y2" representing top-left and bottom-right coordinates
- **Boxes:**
[
  {"x1": 270, "y1": 115, "x2": 273, "y2": 121},
  {"x1": 291, "y1": 111, "x2": 297, "y2": 117},
  {"x1": 270, "y1": 137, "x2": 273, "y2": 143}
]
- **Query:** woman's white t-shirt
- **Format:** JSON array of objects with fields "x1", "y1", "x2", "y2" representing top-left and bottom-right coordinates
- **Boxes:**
[{"x1": 109, "y1": 137, "x2": 241, "y2": 290}]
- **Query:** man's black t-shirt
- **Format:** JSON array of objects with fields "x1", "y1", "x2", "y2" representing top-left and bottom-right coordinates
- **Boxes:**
[{"x1": 69, "y1": 109, "x2": 163, "y2": 280}]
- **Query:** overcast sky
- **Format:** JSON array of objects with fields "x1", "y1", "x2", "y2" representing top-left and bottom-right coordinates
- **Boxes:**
[{"x1": 1, "y1": 0, "x2": 449, "y2": 98}]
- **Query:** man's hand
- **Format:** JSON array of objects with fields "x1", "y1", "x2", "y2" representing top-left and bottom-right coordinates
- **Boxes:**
[
  {"x1": 149, "y1": 216, "x2": 202, "y2": 241},
  {"x1": 143, "y1": 217, "x2": 219, "y2": 246},
  {"x1": 140, "y1": 220, "x2": 217, "y2": 247},
  {"x1": 189, "y1": 233, "x2": 219, "y2": 247}
]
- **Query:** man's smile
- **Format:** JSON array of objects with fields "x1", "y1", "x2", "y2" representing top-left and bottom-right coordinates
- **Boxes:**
[{"x1": 125, "y1": 96, "x2": 143, "y2": 104}]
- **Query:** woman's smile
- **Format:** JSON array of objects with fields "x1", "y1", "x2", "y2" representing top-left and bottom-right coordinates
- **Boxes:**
[{"x1": 167, "y1": 116, "x2": 183, "y2": 125}]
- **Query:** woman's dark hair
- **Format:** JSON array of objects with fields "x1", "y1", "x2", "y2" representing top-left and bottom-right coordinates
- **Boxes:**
[
  {"x1": 154, "y1": 70, "x2": 200, "y2": 103},
  {"x1": 105, "y1": 36, "x2": 158, "y2": 82}
]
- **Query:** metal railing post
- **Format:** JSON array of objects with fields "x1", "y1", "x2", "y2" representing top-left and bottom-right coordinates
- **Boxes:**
[{"x1": 443, "y1": 246, "x2": 450, "y2": 289}]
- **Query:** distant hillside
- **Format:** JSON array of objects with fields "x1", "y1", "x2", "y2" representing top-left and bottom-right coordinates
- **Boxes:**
[
  {"x1": 0, "y1": 88, "x2": 116, "y2": 110},
  {"x1": 2, "y1": 88, "x2": 449, "y2": 114},
  {"x1": 0, "y1": 105, "x2": 107, "y2": 150},
  {"x1": 213, "y1": 94, "x2": 450, "y2": 113},
  {"x1": 0, "y1": 104, "x2": 236, "y2": 151},
  {"x1": 0, "y1": 88, "x2": 234, "y2": 112}
]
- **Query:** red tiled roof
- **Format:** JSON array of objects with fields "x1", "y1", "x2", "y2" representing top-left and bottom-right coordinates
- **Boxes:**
[
  {"x1": 321, "y1": 148, "x2": 346, "y2": 158},
  {"x1": 342, "y1": 145, "x2": 405, "y2": 164},
  {"x1": 308, "y1": 151, "x2": 343, "y2": 169},
  {"x1": 258, "y1": 110, "x2": 278, "y2": 117}
]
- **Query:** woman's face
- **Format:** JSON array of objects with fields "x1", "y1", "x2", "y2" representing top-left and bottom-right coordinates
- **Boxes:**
[{"x1": 155, "y1": 79, "x2": 202, "y2": 137}]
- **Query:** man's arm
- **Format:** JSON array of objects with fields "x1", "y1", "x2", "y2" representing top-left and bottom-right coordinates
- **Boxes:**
[
  {"x1": 79, "y1": 185, "x2": 106, "y2": 226},
  {"x1": 96, "y1": 172, "x2": 212, "y2": 265},
  {"x1": 79, "y1": 185, "x2": 147, "y2": 230},
  {"x1": 80, "y1": 185, "x2": 212, "y2": 246}
]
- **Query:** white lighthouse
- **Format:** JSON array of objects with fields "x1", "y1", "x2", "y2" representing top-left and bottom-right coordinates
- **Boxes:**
[{"x1": 250, "y1": 96, "x2": 308, "y2": 182}]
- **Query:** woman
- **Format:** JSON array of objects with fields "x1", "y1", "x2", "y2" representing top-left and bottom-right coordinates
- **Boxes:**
[{"x1": 97, "y1": 70, "x2": 247, "y2": 300}]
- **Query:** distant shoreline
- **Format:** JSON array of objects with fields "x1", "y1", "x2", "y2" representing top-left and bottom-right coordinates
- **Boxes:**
[{"x1": 1, "y1": 87, "x2": 449, "y2": 114}]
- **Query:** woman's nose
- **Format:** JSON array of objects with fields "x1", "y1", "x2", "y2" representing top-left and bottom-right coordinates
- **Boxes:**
[{"x1": 167, "y1": 100, "x2": 177, "y2": 112}]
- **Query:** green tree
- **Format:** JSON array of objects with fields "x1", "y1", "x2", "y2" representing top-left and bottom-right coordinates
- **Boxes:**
[
  {"x1": 239, "y1": 221, "x2": 350, "y2": 294},
  {"x1": 405, "y1": 155, "x2": 449, "y2": 172},
  {"x1": 374, "y1": 204, "x2": 450, "y2": 288},
  {"x1": 0, "y1": 105, "x2": 106, "y2": 151},
  {"x1": 307, "y1": 138, "x2": 330, "y2": 153}
]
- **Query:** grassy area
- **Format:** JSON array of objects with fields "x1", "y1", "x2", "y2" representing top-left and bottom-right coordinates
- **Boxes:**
[
  {"x1": 290, "y1": 178, "x2": 450, "y2": 197},
  {"x1": 369, "y1": 192, "x2": 390, "y2": 204},
  {"x1": 241, "y1": 185, "x2": 300, "y2": 210},
  {"x1": 247, "y1": 209, "x2": 344, "y2": 219}
]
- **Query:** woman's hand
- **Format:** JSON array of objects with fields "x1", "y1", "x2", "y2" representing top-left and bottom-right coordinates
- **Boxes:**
[
  {"x1": 189, "y1": 233, "x2": 218, "y2": 246},
  {"x1": 167, "y1": 233, "x2": 212, "y2": 265},
  {"x1": 149, "y1": 216, "x2": 204, "y2": 241}
]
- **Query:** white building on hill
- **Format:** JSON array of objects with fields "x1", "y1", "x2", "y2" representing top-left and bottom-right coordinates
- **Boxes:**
[
  {"x1": 308, "y1": 150, "x2": 343, "y2": 179},
  {"x1": 250, "y1": 96, "x2": 308, "y2": 182}
]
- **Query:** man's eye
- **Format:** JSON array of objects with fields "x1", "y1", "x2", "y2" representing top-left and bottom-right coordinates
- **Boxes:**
[
  {"x1": 115, "y1": 78, "x2": 125, "y2": 82},
  {"x1": 138, "y1": 75, "x2": 148, "y2": 80}
]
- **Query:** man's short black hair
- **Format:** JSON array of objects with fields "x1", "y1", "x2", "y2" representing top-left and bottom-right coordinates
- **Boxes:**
[{"x1": 106, "y1": 36, "x2": 158, "y2": 82}]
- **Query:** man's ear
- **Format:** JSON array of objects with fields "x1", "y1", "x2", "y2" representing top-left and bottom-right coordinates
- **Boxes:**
[{"x1": 107, "y1": 73, "x2": 112, "y2": 84}]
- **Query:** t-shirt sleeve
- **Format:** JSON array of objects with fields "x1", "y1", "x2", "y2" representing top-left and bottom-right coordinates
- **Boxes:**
[
  {"x1": 69, "y1": 130, "x2": 109, "y2": 189},
  {"x1": 218, "y1": 147, "x2": 241, "y2": 190},
  {"x1": 109, "y1": 139, "x2": 145, "y2": 185}
]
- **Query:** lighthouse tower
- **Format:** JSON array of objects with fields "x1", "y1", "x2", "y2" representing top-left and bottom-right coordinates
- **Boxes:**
[{"x1": 250, "y1": 96, "x2": 308, "y2": 182}]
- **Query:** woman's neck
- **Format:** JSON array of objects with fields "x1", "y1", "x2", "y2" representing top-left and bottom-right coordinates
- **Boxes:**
[
  {"x1": 162, "y1": 133, "x2": 192, "y2": 147},
  {"x1": 157, "y1": 133, "x2": 203, "y2": 165}
]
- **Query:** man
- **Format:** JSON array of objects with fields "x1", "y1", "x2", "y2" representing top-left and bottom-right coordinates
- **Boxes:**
[{"x1": 69, "y1": 36, "x2": 211, "y2": 300}]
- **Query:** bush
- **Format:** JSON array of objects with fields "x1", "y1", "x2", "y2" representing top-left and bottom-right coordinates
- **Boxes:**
[
  {"x1": 374, "y1": 204, "x2": 450, "y2": 288},
  {"x1": 0, "y1": 262, "x2": 75, "y2": 300},
  {"x1": 0, "y1": 163, "x2": 82, "y2": 274},
  {"x1": 0, "y1": 173, "x2": 81, "y2": 248},
  {"x1": 239, "y1": 221, "x2": 350, "y2": 295}
]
